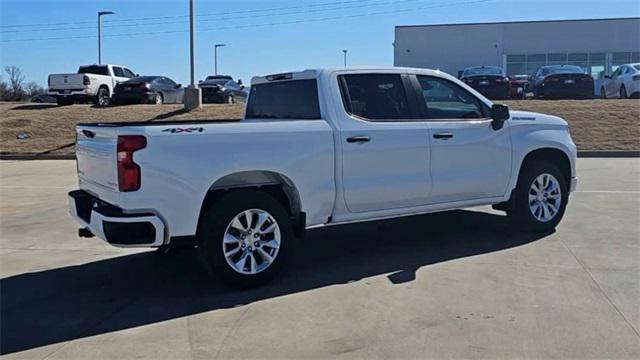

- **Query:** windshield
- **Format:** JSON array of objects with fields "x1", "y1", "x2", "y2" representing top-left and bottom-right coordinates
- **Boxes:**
[
  {"x1": 543, "y1": 66, "x2": 585, "y2": 75},
  {"x1": 462, "y1": 67, "x2": 503, "y2": 76},
  {"x1": 78, "y1": 65, "x2": 109, "y2": 76},
  {"x1": 632, "y1": 64, "x2": 640, "y2": 71}
]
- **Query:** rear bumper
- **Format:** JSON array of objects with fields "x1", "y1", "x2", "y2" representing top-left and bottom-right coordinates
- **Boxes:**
[
  {"x1": 68, "y1": 190, "x2": 165, "y2": 248},
  {"x1": 570, "y1": 176, "x2": 578, "y2": 193},
  {"x1": 538, "y1": 85, "x2": 594, "y2": 99},
  {"x1": 473, "y1": 85, "x2": 510, "y2": 99}
]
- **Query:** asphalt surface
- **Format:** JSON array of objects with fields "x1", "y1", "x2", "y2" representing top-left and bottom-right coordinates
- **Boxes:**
[{"x1": 1, "y1": 159, "x2": 639, "y2": 359}]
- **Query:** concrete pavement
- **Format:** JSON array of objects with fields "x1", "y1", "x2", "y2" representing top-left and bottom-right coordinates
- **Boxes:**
[{"x1": 1, "y1": 159, "x2": 639, "y2": 359}]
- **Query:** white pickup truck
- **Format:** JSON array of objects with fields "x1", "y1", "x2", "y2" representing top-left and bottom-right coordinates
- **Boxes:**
[
  {"x1": 48, "y1": 64, "x2": 136, "y2": 106},
  {"x1": 69, "y1": 67, "x2": 577, "y2": 287}
]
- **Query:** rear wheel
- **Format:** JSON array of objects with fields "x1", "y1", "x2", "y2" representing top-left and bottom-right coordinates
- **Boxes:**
[
  {"x1": 620, "y1": 85, "x2": 628, "y2": 99},
  {"x1": 508, "y1": 161, "x2": 568, "y2": 232},
  {"x1": 94, "y1": 87, "x2": 110, "y2": 107},
  {"x1": 197, "y1": 190, "x2": 293, "y2": 288}
]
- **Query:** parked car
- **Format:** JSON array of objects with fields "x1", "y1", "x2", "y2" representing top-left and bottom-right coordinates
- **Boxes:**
[
  {"x1": 508, "y1": 75, "x2": 529, "y2": 99},
  {"x1": 530, "y1": 65, "x2": 594, "y2": 99},
  {"x1": 199, "y1": 75, "x2": 248, "y2": 104},
  {"x1": 601, "y1": 63, "x2": 640, "y2": 99},
  {"x1": 460, "y1": 66, "x2": 510, "y2": 99},
  {"x1": 47, "y1": 64, "x2": 136, "y2": 106},
  {"x1": 113, "y1": 76, "x2": 184, "y2": 105},
  {"x1": 30, "y1": 94, "x2": 56, "y2": 103},
  {"x1": 69, "y1": 67, "x2": 577, "y2": 287}
]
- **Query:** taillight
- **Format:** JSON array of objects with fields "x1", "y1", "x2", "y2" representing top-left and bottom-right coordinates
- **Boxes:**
[
  {"x1": 117, "y1": 135, "x2": 146, "y2": 192},
  {"x1": 544, "y1": 76, "x2": 559, "y2": 83},
  {"x1": 633, "y1": 75, "x2": 640, "y2": 81},
  {"x1": 83, "y1": 75, "x2": 90, "y2": 85}
]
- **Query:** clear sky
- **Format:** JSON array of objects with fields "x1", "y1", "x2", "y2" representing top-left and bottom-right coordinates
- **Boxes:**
[{"x1": 1, "y1": 0, "x2": 638, "y2": 86}]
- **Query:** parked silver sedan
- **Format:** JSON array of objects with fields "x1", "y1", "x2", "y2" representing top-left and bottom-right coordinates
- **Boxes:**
[{"x1": 601, "y1": 63, "x2": 640, "y2": 99}]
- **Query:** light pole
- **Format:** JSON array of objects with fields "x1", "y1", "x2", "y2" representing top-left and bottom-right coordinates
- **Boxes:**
[
  {"x1": 214, "y1": 44, "x2": 226, "y2": 75},
  {"x1": 184, "y1": 0, "x2": 201, "y2": 110},
  {"x1": 97, "y1": 11, "x2": 114, "y2": 64},
  {"x1": 342, "y1": 49, "x2": 348, "y2": 67}
]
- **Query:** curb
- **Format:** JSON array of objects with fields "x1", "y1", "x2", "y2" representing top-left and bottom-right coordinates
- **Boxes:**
[
  {"x1": 1, "y1": 154, "x2": 76, "y2": 160},
  {"x1": 2, "y1": 151, "x2": 639, "y2": 161},
  {"x1": 577, "y1": 150, "x2": 640, "y2": 158}
]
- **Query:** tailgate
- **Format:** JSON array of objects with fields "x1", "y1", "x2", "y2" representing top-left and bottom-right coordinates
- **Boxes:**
[
  {"x1": 76, "y1": 125, "x2": 119, "y2": 191},
  {"x1": 49, "y1": 74, "x2": 84, "y2": 89}
]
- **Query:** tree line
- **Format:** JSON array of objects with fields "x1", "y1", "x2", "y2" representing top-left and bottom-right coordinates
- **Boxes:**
[{"x1": 1, "y1": 66, "x2": 46, "y2": 101}]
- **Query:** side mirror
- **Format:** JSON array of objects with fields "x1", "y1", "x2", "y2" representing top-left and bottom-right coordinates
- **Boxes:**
[
  {"x1": 491, "y1": 104, "x2": 509, "y2": 130},
  {"x1": 136, "y1": 74, "x2": 140, "y2": 77},
  {"x1": 175, "y1": 83, "x2": 182, "y2": 89},
  {"x1": 240, "y1": 85, "x2": 245, "y2": 90},
  {"x1": 237, "y1": 79, "x2": 243, "y2": 85}
]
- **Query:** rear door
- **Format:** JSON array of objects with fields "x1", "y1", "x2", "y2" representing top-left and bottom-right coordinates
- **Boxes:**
[
  {"x1": 337, "y1": 73, "x2": 431, "y2": 213},
  {"x1": 413, "y1": 75, "x2": 512, "y2": 203}
]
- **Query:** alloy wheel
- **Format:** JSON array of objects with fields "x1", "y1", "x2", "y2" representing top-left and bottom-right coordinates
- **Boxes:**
[
  {"x1": 222, "y1": 209, "x2": 281, "y2": 275},
  {"x1": 528, "y1": 173, "x2": 562, "y2": 222}
]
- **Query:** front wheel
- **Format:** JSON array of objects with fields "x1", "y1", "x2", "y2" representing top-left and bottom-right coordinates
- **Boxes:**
[
  {"x1": 508, "y1": 161, "x2": 568, "y2": 232},
  {"x1": 197, "y1": 190, "x2": 293, "y2": 288}
]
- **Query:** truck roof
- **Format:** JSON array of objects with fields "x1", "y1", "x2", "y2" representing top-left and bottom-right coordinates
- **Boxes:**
[{"x1": 250, "y1": 66, "x2": 450, "y2": 85}]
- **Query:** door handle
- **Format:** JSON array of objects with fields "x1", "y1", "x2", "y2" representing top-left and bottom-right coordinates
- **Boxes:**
[
  {"x1": 433, "y1": 132, "x2": 453, "y2": 140},
  {"x1": 346, "y1": 136, "x2": 371, "y2": 144}
]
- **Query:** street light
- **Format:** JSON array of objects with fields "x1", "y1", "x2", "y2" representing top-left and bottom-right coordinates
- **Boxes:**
[
  {"x1": 184, "y1": 0, "x2": 202, "y2": 110},
  {"x1": 342, "y1": 49, "x2": 348, "y2": 67},
  {"x1": 214, "y1": 44, "x2": 226, "y2": 75},
  {"x1": 97, "y1": 11, "x2": 115, "y2": 64}
]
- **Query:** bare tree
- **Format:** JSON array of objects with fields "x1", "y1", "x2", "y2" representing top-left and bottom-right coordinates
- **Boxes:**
[
  {"x1": 24, "y1": 81, "x2": 45, "y2": 96},
  {"x1": 4, "y1": 65, "x2": 25, "y2": 100}
]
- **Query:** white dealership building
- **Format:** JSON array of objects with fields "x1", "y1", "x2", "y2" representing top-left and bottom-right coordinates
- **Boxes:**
[{"x1": 393, "y1": 17, "x2": 640, "y2": 78}]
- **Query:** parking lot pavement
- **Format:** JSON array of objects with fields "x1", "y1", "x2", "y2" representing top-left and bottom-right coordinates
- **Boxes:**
[{"x1": 1, "y1": 159, "x2": 638, "y2": 359}]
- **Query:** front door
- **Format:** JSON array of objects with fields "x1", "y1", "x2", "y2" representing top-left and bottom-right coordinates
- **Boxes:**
[
  {"x1": 337, "y1": 73, "x2": 431, "y2": 213},
  {"x1": 414, "y1": 75, "x2": 512, "y2": 204}
]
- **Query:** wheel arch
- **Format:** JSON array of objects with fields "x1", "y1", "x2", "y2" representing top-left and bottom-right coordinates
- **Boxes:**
[
  {"x1": 196, "y1": 170, "x2": 304, "y2": 237},
  {"x1": 518, "y1": 148, "x2": 572, "y2": 190}
]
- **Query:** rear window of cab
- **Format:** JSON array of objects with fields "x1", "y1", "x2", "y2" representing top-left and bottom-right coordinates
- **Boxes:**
[{"x1": 246, "y1": 79, "x2": 321, "y2": 120}]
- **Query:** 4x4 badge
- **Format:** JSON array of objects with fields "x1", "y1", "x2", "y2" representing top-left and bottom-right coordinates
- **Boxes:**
[{"x1": 162, "y1": 127, "x2": 204, "y2": 134}]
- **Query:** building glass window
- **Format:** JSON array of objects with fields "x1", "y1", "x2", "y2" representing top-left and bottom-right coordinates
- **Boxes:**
[
  {"x1": 547, "y1": 53, "x2": 567, "y2": 65},
  {"x1": 588, "y1": 53, "x2": 606, "y2": 78}
]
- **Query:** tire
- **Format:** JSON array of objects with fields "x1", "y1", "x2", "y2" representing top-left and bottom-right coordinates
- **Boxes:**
[
  {"x1": 507, "y1": 161, "x2": 568, "y2": 232},
  {"x1": 601, "y1": 87, "x2": 607, "y2": 99},
  {"x1": 226, "y1": 94, "x2": 235, "y2": 104},
  {"x1": 197, "y1": 190, "x2": 293, "y2": 288},
  {"x1": 155, "y1": 92, "x2": 164, "y2": 105},
  {"x1": 620, "y1": 85, "x2": 627, "y2": 99},
  {"x1": 94, "y1": 87, "x2": 110, "y2": 107}
]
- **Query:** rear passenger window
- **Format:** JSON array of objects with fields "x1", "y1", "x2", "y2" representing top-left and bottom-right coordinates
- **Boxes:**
[
  {"x1": 246, "y1": 79, "x2": 320, "y2": 120},
  {"x1": 339, "y1": 74, "x2": 410, "y2": 120},
  {"x1": 417, "y1": 76, "x2": 485, "y2": 119},
  {"x1": 113, "y1": 67, "x2": 125, "y2": 77}
]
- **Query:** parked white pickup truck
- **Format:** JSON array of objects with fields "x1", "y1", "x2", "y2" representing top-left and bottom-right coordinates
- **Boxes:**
[
  {"x1": 48, "y1": 64, "x2": 136, "y2": 106},
  {"x1": 69, "y1": 67, "x2": 577, "y2": 287}
]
